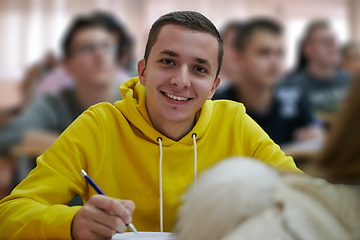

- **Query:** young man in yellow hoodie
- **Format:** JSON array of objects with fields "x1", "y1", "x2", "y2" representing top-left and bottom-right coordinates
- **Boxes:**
[{"x1": 0, "y1": 11, "x2": 300, "y2": 240}]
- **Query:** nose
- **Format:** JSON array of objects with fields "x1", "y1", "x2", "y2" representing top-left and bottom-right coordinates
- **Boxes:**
[{"x1": 170, "y1": 66, "x2": 191, "y2": 88}]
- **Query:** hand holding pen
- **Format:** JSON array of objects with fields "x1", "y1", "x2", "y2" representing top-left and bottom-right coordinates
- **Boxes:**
[{"x1": 71, "y1": 170, "x2": 138, "y2": 240}]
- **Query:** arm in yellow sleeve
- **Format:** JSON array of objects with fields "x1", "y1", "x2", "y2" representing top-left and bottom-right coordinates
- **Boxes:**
[
  {"x1": 241, "y1": 112, "x2": 302, "y2": 173},
  {"x1": 0, "y1": 106, "x2": 103, "y2": 240}
]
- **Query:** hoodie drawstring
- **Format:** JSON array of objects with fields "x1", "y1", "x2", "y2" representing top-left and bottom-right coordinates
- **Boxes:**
[
  {"x1": 157, "y1": 137, "x2": 164, "y2": 233},
  {"x1": 192, "y1": 133, "x2": 197, "y2": 189},
  {"x1": 157, "y1": 134, "x2": 198, "y2": 232}
]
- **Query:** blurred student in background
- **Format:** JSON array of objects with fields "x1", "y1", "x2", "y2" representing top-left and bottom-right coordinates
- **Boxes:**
[
  {"x1": 283, "y1": 20, "x2": 351, "y2": 116},
  {"x1": 176, "y1": 74, "x2": 360, "y2": 240},
  {"x1": 36, "y1": 11, "x2": 135, "y2": 96},
  {"x1": 341, "y1": 41, "x2": 360, "y2": 76},
  {"x1": 0, "y1": 13, "x2": 121, "y2": 157},
  {"x1": 214, "y1": 18, "x2": 322, "y2": 146},
  {"x1": 218, "y1": 21, "x2": 243, "y2": 89}
]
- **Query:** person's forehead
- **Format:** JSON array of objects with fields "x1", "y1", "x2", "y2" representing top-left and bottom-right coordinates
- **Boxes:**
[
  {"x1": 311, "y1": 27, "x2": 335, "y2": 40},
  {"x1": 72, "y1": 27, "x2": 114, "y2": 45},
  {"x1": 248, "y1": 30, "x2": 283, "y2": 47},
  {"x1": 151, "y1": 24, "x2": 218, "y2": 61}
]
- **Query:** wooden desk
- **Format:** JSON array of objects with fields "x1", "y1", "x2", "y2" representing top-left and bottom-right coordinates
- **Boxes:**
[
  {"x1": 282, "y1": 139, "x2": 323, "y2": 170},
  {"x1": 10, "y1": 130, "x2": 58, "y2": 182}
]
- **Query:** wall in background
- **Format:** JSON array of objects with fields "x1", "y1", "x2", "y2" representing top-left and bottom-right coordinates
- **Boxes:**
[{"x1": 0, "y1": 0, "x2": 353, "y2": 81}]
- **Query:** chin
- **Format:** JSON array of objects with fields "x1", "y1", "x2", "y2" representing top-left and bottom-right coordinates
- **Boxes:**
[
  {"x1": 162, "y1": 113, "x2": 191, "y2": 123},
  {"x1": 158, "y1": 107, "x2": 193, "y2": 123}
]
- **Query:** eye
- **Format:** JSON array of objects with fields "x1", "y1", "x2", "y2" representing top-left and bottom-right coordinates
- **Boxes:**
[
  {"x1": 194, "y1": 66, "x2": 207, "y2": 74},
  {"x1": 79, "y1": 44, "x2": 95, "y2": 54},
  {"x1": 258, "y1": 48, "x2": 271, "y2": 57},
  {"x1": 160, "y1": 59, "x2": 175, "y2": 65}
]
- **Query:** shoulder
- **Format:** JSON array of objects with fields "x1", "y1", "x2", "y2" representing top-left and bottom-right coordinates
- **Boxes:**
[
  {"x1": 87, "y1": 101, "x2": 121, "y2": 118},
  {"x1": 210, "y1": 100, "x2": 248, "y2": 131},
  {"x1": 37, "y1": 89, "x2": 74, "y2": 109},
  {"x1": 33, "y1": 89, "x2": 78, "y2": 119},
  {"x1": 84, "y1": 101, "x2": 128, "y2": 128},
  {"x1": 24, "y1": 94, "x2": 62, "y2": 116},
  {"x1": 212, "y1": 99, "x2": 246, "y2": 114},
  {"x1": 62, "y1": 102, "x2": 121, "y2": 136}
]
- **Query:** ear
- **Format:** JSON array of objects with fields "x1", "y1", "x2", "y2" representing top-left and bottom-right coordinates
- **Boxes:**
[
  {"x1": 137, "y1": 59, "x2": 146, "y2": 86},
  {"x1": 208, "y1": 77, "x2": 221, "y2": 99}
]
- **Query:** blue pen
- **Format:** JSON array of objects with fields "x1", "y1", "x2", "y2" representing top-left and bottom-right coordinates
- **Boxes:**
[{"x1": 81, "y1": 169, "x2": 138, "y2": 235}]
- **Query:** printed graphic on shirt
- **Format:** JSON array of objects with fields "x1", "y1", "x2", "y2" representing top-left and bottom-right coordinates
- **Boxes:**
[
  {"x1": 276, "y1": 88, "x2": 300, "y2": 118},
  {"x1": 309, "y1": 88, "x2": 348, "y2": 113}
]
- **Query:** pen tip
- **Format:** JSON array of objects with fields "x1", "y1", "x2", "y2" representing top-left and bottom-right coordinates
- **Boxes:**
[
  {"x1": 81, "y1": 169, "x2": 87, "y2": 177},
  {"x1": 127, "y1": 223, "x2": 139, "y2": 235}
]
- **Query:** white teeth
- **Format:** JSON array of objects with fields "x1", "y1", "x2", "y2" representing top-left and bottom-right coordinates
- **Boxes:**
[{"x1": 165, "y1": 92, "x2": 189, "y2": 101}]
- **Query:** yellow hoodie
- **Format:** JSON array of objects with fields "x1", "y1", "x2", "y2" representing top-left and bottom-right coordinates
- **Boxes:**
[{"x1": 0, "y1": 77, "x2": 300, "y2": 239}]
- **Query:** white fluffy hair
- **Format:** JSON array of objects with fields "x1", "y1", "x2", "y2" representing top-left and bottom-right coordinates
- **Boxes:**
[{"x1": 174, "y1": 157, "x2": 281, "y2": 240}]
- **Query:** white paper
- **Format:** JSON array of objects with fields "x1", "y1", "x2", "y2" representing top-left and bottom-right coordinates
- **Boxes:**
[{"x1": 112, "y1": 232, "x2": 174, "y2": 240}]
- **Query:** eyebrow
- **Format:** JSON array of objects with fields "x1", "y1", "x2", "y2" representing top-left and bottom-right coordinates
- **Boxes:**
[
  {"x1": 159, "y1": 50, "x2": 179, "y2": 57},
  {"x1": 195, "y1": 57, "x2": 212, "y2": 68}
]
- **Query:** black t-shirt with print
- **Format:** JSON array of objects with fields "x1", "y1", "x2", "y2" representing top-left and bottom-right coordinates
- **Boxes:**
[
  {"x1": 213, "y1": 85, "x2": 314, "y2": 145},
  {"x1": 281, "y1": 69, "x2": 351, "y2": 114}
]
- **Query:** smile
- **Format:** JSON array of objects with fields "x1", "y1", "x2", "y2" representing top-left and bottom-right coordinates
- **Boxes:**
[{"x1": 162, "y1": 91, "x2": 192, "y2": 101}]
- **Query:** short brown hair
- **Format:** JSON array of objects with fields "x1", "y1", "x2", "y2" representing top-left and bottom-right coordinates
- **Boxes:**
[
  {"x1": 62, "y1": 13, "x2": 117, "y2": 59},
  {"x1": 304, "y1": 19, "x2": 329, "y2": 42},
  {"x1": 233, "y1": 17, "x2": 282, "y2": 51},
  {"x1": 144, "y1": 11, "x2": 224, "y2": 78}
]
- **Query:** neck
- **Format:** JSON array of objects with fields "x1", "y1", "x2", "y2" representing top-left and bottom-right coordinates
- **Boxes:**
[
  {"x1": 75, "y1": 82, "x2": 115, "y2": 110},
  {"x1": 308, "y1": 62, "x2": 335, "y2": 79},
  {"x1": 148, "y1": 111, "x2": 196, "y2": 141},
  {"x1": 236, "y1": 75, "x2": 273, "y2": 113}
]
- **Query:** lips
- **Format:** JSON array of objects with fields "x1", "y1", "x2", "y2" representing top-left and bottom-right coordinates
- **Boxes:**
[{"x1": 161, "y1": 91, "x2": 193, "y2": 101}]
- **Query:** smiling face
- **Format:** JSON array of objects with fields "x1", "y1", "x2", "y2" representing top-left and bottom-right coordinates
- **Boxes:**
[{"x1": 138, "y1": 24, "x2": 220, "y2": 132}]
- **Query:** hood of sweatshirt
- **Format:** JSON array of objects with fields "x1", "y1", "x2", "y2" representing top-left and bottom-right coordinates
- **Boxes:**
[{"x1": 114, "y1": 77, "x2": 213, "y2": 147}]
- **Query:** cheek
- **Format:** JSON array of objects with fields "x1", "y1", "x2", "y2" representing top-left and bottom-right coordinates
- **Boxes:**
[
  {"x1": 149, "y1": 67, "x2": 175, "y2": 85},
  {"x1": 144, "y1": 68, "x2": 166, "y2": 90},
  {"x1": 319, "y1": 46, "x2": 328, "y2": 56},
  {"x1": 193, "y1": 80, "x2": 214, "y2": 99},
  {"x1": 276, "y1": 61, "x2": 284, "y2": 72},
  {"x1": 76, "y1": 58, "x2": 93, "y2": 70},
  {"x1": 104, "y1": 54, "x2": 116, "y2": 64},
  {"x1": 69, "y1": 60, "x2": 86, "y2": 75},
  {"x1": 152, "y1": 67, "x2": 171, "y2": 79},
  {"x1": 251, "y1": 57, "x2": 268, "y2": 73}
]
